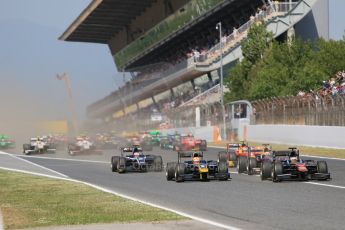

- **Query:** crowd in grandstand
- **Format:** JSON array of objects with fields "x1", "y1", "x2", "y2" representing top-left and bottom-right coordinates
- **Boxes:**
[
  {"x1": 91, "y1": 2, "x2": 285, "y2": 114},
  {"x1": 298, "y1": 71, "x2": 345, "y2": 99}
]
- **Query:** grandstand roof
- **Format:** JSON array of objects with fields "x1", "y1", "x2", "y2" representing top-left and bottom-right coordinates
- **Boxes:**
[{"x1": 59, "y1": 0, "x2": 156, "y2": 43}]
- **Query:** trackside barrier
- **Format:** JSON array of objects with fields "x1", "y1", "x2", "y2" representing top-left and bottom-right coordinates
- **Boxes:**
[{"x1": 247, "y1": 125, "x2": 345, "y2": 149}]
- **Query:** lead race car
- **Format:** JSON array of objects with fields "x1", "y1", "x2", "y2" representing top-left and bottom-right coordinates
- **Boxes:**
[
  {"x1": 23, "y1": 137, "x2": 56, "y2": 155},
  {"x1": 110, "y1": 146, "x2": 163, "y2": 173},
  {"x1": 260, "y1": 147, "x2": 331, "y2": 182},
  {"x1": 166, "y1": 151, "x2": 229, "y2": 182}
]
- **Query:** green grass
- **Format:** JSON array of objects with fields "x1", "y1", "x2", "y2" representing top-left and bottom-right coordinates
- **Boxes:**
[
  {"x1": 209, "y1": 141, "x2": 345, "y2": 159},
  {"x1": 0, "y1": 170, "x2": 185, "y2": 229}
]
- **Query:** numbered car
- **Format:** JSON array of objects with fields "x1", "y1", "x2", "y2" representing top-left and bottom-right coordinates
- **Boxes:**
[
  {"x1": 111, "y1": 147, "x2": 163, "y2": 173},
  {"x1": 166, "y1": 151, "x2": 229, "y2": 182},
  {"x1": 260, "y1": 148, "x2": 331, "y2": 182}
]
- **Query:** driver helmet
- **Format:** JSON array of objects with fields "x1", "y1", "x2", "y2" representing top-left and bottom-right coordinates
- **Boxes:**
[{"x1": 192, "y1": 152, "x2": 201, "y2": 164}]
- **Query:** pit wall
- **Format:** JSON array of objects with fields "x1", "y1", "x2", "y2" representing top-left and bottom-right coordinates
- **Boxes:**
[{"x1": 247, "y1": 125, "x2": 345, "y2": 149}]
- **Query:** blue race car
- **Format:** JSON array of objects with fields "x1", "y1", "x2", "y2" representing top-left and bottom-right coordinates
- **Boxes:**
[{"x1": 111, "y1": 146, "x2": 163, "y2": 173}]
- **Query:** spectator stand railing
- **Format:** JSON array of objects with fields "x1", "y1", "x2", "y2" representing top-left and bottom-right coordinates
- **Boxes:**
[
  {"x1": 178, "y1": 84, "x2": 220, "y2": 107},
  {"x1": 197, "y1": 2, "x2": 298, "y2": 66}
]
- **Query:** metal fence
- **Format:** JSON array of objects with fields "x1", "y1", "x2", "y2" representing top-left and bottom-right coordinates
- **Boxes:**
[{"x1": 252, "y1": 95, "x2": 345, "y2": 126}]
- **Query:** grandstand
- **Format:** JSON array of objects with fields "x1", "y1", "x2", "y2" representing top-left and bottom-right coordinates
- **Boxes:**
[{"x1": 61, "y1": 0, "x2": 329, "y2": 130}]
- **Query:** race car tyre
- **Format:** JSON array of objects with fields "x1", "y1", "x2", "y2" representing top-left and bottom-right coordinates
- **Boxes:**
[
  {"x1": 272, "y1": 162, "x2": 283, "y2": 182},
  {"x1": 237, "y1": 156, "x2": 247, "y2": 173},
  {"x1": 154, "y1": 156, "x2": 163, "y2": 172},
  {"x1": 261, "y1": 161, "x2": 272, "y2": 180},
  {"x1": 175, "y1": 163, "x2": 185, "y2": 182},
  {"x1": 23, "y1": 144, "x2": 31, "y2": 155},
  {"x1": 317, "y1": 161, "x2": 328, "y2": 174},
  {"x1": 117, "y1": 157, "x2": 126, "y2": 173},
  {"x1": 247, "y1": 158, "x2": 257, "y2": 175},
  {"x1": 218, "y1": 151, "x2": 228, "y2": 163},
  {"x1": 111, "y1": 156, "x2": 119, "y2": 172},
  {"x1": 166, "y1": 162, "x2": 177, "y2": 181},
  {"x1": 218, "y1": 161, "x2": 228, "y2": 181}
]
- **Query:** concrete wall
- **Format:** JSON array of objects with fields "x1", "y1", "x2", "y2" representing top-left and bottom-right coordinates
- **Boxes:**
[
  {"x1": 247, "y1": 125, "x2": 345, "y2": 149},
  {"x1": 295, "y1": 0, "x2": 329, "y2": 40}
]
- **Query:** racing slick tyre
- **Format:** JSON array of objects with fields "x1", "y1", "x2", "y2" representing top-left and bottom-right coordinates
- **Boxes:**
[
  {"x1": 237, "y1": 156, "x2": 247, "y2": 173},
  {"x1": 166, "y1": 162, "x2": 177, "y2": 181},
  {"x1": 218, "y1": 161, "x2": 229, "y2": 181},
  {"x1": 261, "y1": 161, "x2": 272, "y2": 180},
  {"x1": 111, "y1": 156, "x2": 119, "y2": 172},
  {"x1": 175, "y1": 163, "x2": 185, "y2": 182},
  {"x1": 272, "y1": 162, "x2": 283, "y2": 182},
  {"x1": 67, "y1": 144, "x2": 77, "y2": 156},
  {"x1": 218, "y1": 151, "x2": 228, "y2": 163},
  {"x1": 23, "y1": 144, "x2": 31, "y2": 155},
  {"x1": 247, "y1": 158, "x2": 257, "y2": 175},
  {"x1": 154, "y1": 156, "x2": 163, "y2": 172},
  {"x1": 317, "y1": 161, "x2": 328, "y2": 174},
  {"x1": 117, "y1": 157, "x2": 127, "y2": 173}
]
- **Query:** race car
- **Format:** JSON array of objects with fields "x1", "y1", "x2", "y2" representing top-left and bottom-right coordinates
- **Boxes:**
[
  {"x1": 174, "y1": 134, "x2": 207, "y2": 151},
  {"x1": 0, "y1": 134, "x2": 15, "y2": 149},
  {"x1": 159, "y1": 135, "x2": 169, "y2": 149},
  {"x1": 161, "y1": 133, "x2": 180, "y2": 150},
  {"x1": 149, "y1": 130, "x2": 161, "y2": 146},
  {"x1": 236, "y1": 145, "x2": 272, "y2": 175},
  {"x1": 260, "y1": 147, "x2": 331, "y2": 182},
  {"x1": 23, "y1": 137, "x2": 56, "y2": 155},
  {"x1": 110, "y1": 147, "x2": 163, "y2": 173},
  {"x1": 67, "y1": 137, "x2": 101, "y2": 155},
  {"x1": 95, "y1": 133, "x2": 119, "y2": 150},
  {"x1": 140, "y1": 136, "x2": 153, "y2": 151},
  {"x1": 165, "y1": 151, "x2": 229, "y2": 182},
  {"x1": 218, "y1": 142, "x2": 248, "y2": 167}
]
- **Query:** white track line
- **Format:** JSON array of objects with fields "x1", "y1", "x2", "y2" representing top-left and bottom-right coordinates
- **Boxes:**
[
  {"x1": 19, "y1": 155, "x2": 108, "y2": 164},
  {"x1": 7, "y1": 154, "x2": 69, "y2": 178},
  {"x1": 0, "y1": 167, "x2": 241, "y2": 230},
  {"x1": 208, "y1": 145, "x2": 345, "y2": 161},
  {"x1": 304, "y1": 182, "x2": 345, "y2": 189}
]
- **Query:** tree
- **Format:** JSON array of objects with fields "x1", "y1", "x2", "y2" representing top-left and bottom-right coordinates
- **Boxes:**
[
  {"x1": 225, "y1": 26, "x2": 345, "y2": 102},
  {"x1": 224, "y1": 23, "x2": 273, "y2": 101}
]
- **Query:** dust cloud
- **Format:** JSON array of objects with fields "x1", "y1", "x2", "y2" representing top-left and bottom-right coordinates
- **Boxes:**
[{"x1": 0, "y1": 77, "x2": 69, "y2": 149}]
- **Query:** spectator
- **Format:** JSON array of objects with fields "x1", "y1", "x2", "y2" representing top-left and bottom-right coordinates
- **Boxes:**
[
  {"x1": 274, "y1": 0, "x2": 279, "y2": 12},
  {"x1": 193, "y1": 49, "x2": 200, "y2": 62},
  {"x1": 233, "y1": 27, "x2": 239, "y2": 38}
]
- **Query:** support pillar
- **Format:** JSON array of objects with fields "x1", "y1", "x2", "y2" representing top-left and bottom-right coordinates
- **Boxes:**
[
  {"x1": 170, "y1": 88, "x2": 175, "y2": 100},
  {"x1": 191, "y1": 79, "x2": 196, "y2": 92}
]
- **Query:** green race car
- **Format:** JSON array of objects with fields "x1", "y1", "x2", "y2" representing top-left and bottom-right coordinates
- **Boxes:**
[
  {"x1": 0, "y1": 134, "x2": 16, "y2": 149},
  {"x1": 149, "y1": 131, "x2": 161, "y2": 146}
]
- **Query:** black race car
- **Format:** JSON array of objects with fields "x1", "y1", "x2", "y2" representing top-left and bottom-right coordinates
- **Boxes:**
[
  {"x1": 260, "y1": 147, "x2": 331, "y2": 182},
  {"x1": 165, "y1": 151, "x2": 229, "y2": 182},
  {"x1": 110, "y1": 147, "x2": 163, "y2": 173}
]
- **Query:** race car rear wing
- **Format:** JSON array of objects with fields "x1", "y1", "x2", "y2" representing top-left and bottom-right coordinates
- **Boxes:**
[
  {"x1": 177, "y1": 151, "x2": 203, "y2": 163},
  {"x1": 272, "y1": 151, "x2": 290, "y2": 157},
  {"x1": 120, "y1": 147, "x2": 143, "y2": 152}
]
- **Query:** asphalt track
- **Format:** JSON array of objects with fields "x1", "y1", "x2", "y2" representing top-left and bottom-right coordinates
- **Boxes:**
[{"x1": 3, "y1": 146, "x2": 345, "y2": 230}]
